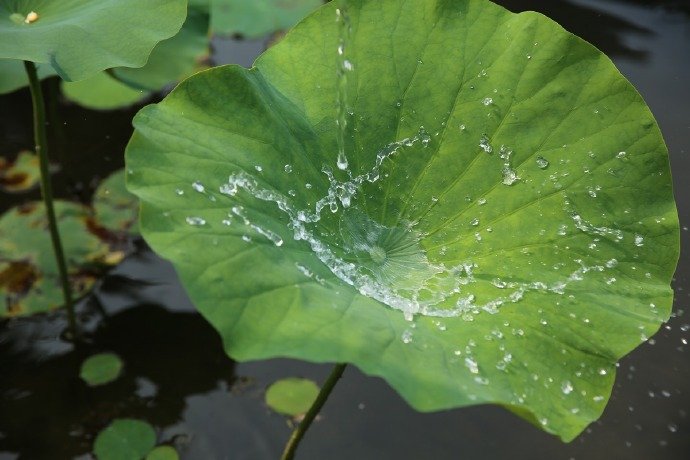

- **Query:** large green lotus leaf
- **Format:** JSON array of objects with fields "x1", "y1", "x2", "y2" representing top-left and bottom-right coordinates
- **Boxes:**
[
  {"x1": 210, "y1": 0, "x2": 322, "y2": 37},
  {"x1": 0, "y1": 0, "x2": 187, "y2": 81},
  {"x1": 61, "y1": 72, "x2": 147, "y2": 110},
  {"x1": 0, "y1": 201, "x2": 109, "y2": 316},
  {"x1": 125, "y1": 0, "x2": 679, "y2": 440},
  {"x1": 0, "y1": 59, "x2": 55, "y2": 94},
  {"x1": 112, "y1": 8, "x2": 210, "y2": 92}
]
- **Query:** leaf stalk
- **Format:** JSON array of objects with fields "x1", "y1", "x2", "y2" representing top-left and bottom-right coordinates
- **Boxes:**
[
  {"x1": 23, "y1": 60, "x2": 77, "y2": 338},
  {"x1": 280, "y1": 363, "x2": 347, "y2": 460}
]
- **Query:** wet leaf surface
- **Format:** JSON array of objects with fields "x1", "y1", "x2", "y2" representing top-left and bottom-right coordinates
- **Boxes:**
[{"x1": 126, "y1": 0, "x2": 679, "y2": 440}]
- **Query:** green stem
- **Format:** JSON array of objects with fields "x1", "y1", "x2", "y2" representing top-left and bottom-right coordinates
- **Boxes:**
[
  {"x1": 280, "y1": 363, "x2": 347, "y2": 460},
  {"x1": 23, "y1": 61, "x2": 77, "y2": 338}
]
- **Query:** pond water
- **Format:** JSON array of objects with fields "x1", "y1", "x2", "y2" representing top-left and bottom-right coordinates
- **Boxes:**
[{"x1": 0, "y1": 0, "x2": 688, "y2": 459}]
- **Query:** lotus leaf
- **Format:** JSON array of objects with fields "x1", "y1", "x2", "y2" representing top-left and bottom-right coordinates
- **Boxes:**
[
  {"x1": 266, "y1": 377, "x2": 320, "y2": 416},
  {"x1": 93, "y1": 419, "x2": 156, "y2": 460},
  {"x1": 0, "y1": 0, "x2": 187, "y2": 81},
  {"x1": 79, "y1": 352, "x2": 124, "y2": 386},
  {"x1": 125, "y1": 0, "x2": 679, "y2": 440}
]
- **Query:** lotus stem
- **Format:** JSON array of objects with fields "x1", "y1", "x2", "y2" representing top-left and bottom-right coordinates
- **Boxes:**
[
  {"x1": 23, "y1": 60, "x2": 77, "y2": 338},
  {"x1": 280, "y1": 363, "x2": 347, "y2": 460}
]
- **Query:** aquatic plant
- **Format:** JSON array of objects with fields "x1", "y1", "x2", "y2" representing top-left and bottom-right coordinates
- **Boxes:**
[
  {"x1": 122, "y1": 0, "x2": 678, "y2": 455},
  {"x1": 0, "y1": 0, "x2": 186, "y2": 333}
]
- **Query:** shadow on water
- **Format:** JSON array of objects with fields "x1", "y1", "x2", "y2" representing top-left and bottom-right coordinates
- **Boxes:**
[
  {"x1": 498, "y1": 0, "x2": 653, "y2": 61},
  {"x1": 0, "y1": 298, "x2": 236, "y2": 459}
]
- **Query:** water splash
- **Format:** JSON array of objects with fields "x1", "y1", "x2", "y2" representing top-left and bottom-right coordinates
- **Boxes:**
[{"x1": 335, "y1": 0, "x2": 353, "y2": 171}]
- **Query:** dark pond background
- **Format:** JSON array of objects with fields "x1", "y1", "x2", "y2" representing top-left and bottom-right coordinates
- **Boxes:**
[{"x1": 1, "y1": 0, "x2": 688, "y2": 458}]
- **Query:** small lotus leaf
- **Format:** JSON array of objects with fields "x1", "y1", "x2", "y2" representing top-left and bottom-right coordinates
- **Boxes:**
[
  {"x1": 145, "y1": 446, "x2": 179, "y2": 460},
  {"x1": 93, "y1": 419, "x2": 156, "y2": 460},
  {"x1": 125, "y1": 0, "x2": 679, "y2": 440},
  {"x1": 80, "y1": 352, "x2": 124, "y2": 386},
  {"x1": 265, "y1": 378, "x2": 320, "y2": 416}
]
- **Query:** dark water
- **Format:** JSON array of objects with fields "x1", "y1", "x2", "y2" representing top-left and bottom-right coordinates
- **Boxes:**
[{"x1": 1, "y1": 0, "x2": 688, "y2": 459}]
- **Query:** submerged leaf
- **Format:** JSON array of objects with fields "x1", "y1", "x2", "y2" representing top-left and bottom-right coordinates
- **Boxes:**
[
  {"x1": 93, "y1": 169, "x2": 139, "y2": 234},
  {"x1": 0, "y1": 202, "x2": 107, "y2": 316},
  {"x1": 0, "y1": 0, "x2": 187, "y2": 81},
  {"x1": 126, "y1": 0, "x2": 679, "y2": 440},
  {"x1": 265, "y1": 378, "x2": 319, "y2": 417},
  {"x1": 0, "y1": 150, "x2": 40, "y2": 192}
]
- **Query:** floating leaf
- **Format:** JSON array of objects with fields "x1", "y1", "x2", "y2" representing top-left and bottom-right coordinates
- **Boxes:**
[
  {"x1": 80, "y1": 352, "x2": 124, "y2": 386},
  {"x1": 93, "y1": 170, "x2": 139, "y2": 234},
  {"x1": 126, "y1": 0, "x2": 679, "y2": 440},
  {"x1": 62, "y1": 72, "x2": 147, "y2": 111},
  {"x1": 0, "y1": 150, "x2": 40, "y2": 192},
  {"x1": 93, "y1": 419, "x2": 156, "y2": 460},
  {"x1": 0, "y1": 0, "x2": 187, "y2": 81},
  {"x1": 145, "y1": 446, "x2": 179, "y2": 460},
  {"x1": 0, "y1": 202, "x2": 108, "y2": 316},
  {"x1": 265, "y1": 378, "x2": 319, "y2": 417},
  {"x1": 210, "y1": 0, "x2": 322, "y2": 38}
]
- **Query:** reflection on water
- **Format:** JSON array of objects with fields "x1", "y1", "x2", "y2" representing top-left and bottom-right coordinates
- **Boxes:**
[{"x1": 0, "y1": 0, "x2": 688, "y2": 459}]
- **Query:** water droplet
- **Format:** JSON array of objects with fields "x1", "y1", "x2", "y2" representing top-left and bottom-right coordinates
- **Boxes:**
[
  {"x1": 284, "y1": 164, "x2": 293, "y2": 173},
  {"x1": 482, "y1": 97, "x2": 493, "y2": 106},
  {"x1": 561, "y1": 381, "x2": 573, "y2": 395},
  {"x1": 634, "y1": 234, "x2": 644, "y2": 247},
  {"x1": 470, "y1": 218, "x2": 480, "y2": 226},
  {"x1": 536, "y1": 156, "x2": 549, "y2": 169},
  {"x1": 465, "y1": 357, "x2": 479, "y2": 374},
  {"x1": 401, "y1": 329, "x2": 413, "y2": 344},
  {"x1": 185, "y1": 216, "x2": 206, "y2": 226},
  {"x1": 192, "y1": 181, "x2": 205, "y2": 193},
  {"x1": 254, "y1": 165, "x2": 263, "y2": 172},
  {"x1": 175, "y1": 188, "x2": 184, "y2": 196},
  {"x1": 479, "y1": 135, "x2": 492, "y2": 154}
]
